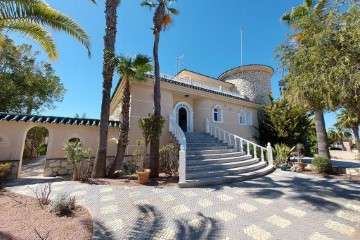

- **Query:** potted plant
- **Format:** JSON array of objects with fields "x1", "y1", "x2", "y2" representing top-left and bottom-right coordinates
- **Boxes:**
[
  {"x1": 274, "y1": 144, "x2": 295, "y2": 171},
  {"x1": 293, "y1": 143, "x2": 306, "y2": 171},
  {"x1": 132, "y1": 140, "x2": 150, "y2": 184}
]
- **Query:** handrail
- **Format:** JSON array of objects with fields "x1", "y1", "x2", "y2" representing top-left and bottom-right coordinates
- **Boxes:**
[
  {"x1": 205, "y1": 118, "x2": 273, "y2": 166},
  {"x1": 169, "y1": 114, "x2": 186, "y2": 183}
]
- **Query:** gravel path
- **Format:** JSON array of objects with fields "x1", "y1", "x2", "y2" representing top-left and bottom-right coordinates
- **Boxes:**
[{"x1": 5, "y1": 170, "x2": 360, "y2": 240}]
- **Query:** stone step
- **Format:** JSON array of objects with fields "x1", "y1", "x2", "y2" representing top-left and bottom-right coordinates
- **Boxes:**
[
  {"x1": 187, "y1": 145, "x2": 234, "y2": 151},
  {"x1": 187, "y1": 154, "x2": 252, "y2": 165},
  {"x1": 186, "y1": 151, "x2": 246, "y2": 160},
  {"x1": 178, "y1": 165, "x2": 274, "y2": 188},
  {"x1": 187, "y1": 158, "x2": 260, "y2": 171},
  {"x1": 186, "y1": 149, "x2": 237, "y2": 155},
  {"x1": 186, "y1": 161, "x2": 266, "y2": 180},
  {"x1": 187, "y1": 142, "x2": 229, "y2": 147}
]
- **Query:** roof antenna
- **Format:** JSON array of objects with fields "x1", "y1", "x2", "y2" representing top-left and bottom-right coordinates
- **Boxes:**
[{"x1": 176, "y1": 54, "x2": 184, "y2": 74}]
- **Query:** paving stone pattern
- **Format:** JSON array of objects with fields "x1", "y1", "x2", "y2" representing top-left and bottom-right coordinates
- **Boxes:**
[{"x1": 5, "y1": 170, "x2": 360, "y2": 240}]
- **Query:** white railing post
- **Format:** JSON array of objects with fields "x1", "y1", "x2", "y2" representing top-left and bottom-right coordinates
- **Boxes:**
[
  {"x1": 205, "y1": 118, "x2": 209, "y2": 133},
  {"x1": 261, "y1": 148, "x2": 264, "y2": 162},
  {"x1": 179, "y1": 145, "x2": 186, "y2": 184},
  {"x1": 254, "y1": 145, "x2": 257, "y2": 158},
  {"x1": 169, "y1": 114, "x2": 173, "y2": 132},
  {"x1": 240, "y1": 139, "x2": 243, "y2": 152},
  {"x1": 247, "y1": 142, "x2": 250, "y2": 155},
  {"x1": 267, "y1": 142, "x2": 273, "y2": 167}
]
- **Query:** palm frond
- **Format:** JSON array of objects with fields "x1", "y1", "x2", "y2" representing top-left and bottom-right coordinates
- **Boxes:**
[
  {"x1": 133, "y1": 54, "x2": 151, "y2": 68},
  {"x1": 167, "y1": 7, "x2": 179, "y2": 15},
  {"x1": 305, "y1": 0, "x2": 313, "y2": 9},
  {"x1": 141, "y1": 1, "x2": 156, "y2": 9},
  {"x1": 1, "y1": 20, "x2": 57, "y2": 60},
  {"x1": 0, "y1": 0, "x2": 92, "y2": 58}
]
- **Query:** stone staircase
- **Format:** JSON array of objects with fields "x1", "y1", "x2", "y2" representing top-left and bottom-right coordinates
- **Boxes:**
[{"x1": 178, "y1": 132, "x2": 273, "y2": 188}]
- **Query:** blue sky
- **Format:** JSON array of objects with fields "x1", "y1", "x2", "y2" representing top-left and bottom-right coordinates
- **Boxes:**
[{"x1": 10, "y1": 0, "x2": 337, "y2": 128}]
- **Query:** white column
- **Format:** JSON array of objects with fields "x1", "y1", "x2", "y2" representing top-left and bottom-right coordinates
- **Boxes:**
[
  {"x1": 205, "y1": 118, "x2": 209, "y2": 133},
  {"x1": 267, "y1": 142, "x2": 273, "y2": 167},
  {"x1": 169, "y1": 114, "x2": 173, "y2": 132},
  {"x1": 179, "y1": 147, "x2": 186, "y2": 184}
]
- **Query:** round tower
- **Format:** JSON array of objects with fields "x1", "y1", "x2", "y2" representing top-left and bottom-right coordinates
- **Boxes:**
[{"x1": 218, "y1": 64, "x2": 273, "y2": 105}]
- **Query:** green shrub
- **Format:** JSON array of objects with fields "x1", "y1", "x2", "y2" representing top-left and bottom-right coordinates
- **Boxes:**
[
  {"x1": 49, "y1": 192, "x2": 75, "y2": 215},
  {"x1": 274, "y1": 144, "x2": 295, "y2": 165},
  {"x1": 312, "y1": 157, "x2": 332, "y2": 174},
  {"x1": 0, "y1": 162, "x2": 13, "y2": 183},
  {"x1": 37, "y1": 144, "x2": 47, "y2": 155}
]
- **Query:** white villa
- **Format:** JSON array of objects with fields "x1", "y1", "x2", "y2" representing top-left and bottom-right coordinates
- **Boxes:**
[{"x1": 0, "y1": 64, "x2": 274, "y2": 186}]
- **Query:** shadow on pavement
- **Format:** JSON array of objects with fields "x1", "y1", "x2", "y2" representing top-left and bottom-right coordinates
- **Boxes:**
[
  {"x1": 175, "y1": 212, "x2": 222, "y2": 240},
  {"x1": 93, "y1": 220, "x2": 116, "y2": 240}
]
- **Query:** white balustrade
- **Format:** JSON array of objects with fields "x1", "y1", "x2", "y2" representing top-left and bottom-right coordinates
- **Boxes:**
[
  {"x1": 169, "y1": 115, "x2": 187, "y2": 184},
  {"x1": 147, "y1": 72, "x2": 246, "y2": 99},
  {"x1": 205, "y1": 118, "x2": 273, "y2": 166}
]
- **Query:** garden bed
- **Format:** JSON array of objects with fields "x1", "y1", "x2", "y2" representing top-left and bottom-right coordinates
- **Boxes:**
[
  {"x1": 0, "y1": 189, "x2": 93, "y2": 240},
  {"x1": 299, "y1": 169, "x2": 360, "y2": 182}
]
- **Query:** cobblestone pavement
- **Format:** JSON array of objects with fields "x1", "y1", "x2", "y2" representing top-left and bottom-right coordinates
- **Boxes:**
[
  {"x1": 5, "y1": 170, "x2": 360, "y2": 240},
  {"x1": 21, "y1": 155, "x2": 45, "y2": 177}
]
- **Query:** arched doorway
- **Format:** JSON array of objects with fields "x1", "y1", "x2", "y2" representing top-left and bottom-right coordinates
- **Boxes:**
[
  {"x1": 173, "y1": 102, "x2": 193, "y2": 132},
  {"x1": 178, "y1": 107, "x2": 187, "y2": 132},
  {"x1": 21, "y1": 126, "x2": 49, "y2": 177}
]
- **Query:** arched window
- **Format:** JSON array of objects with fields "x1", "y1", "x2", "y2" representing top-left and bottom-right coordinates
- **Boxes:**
[
  {"x1": 239, "y1": 109, "x2": 253, "y2": 125},
  {"x1": 212, "y1": 105, "x2": 223, "y2": 122},
  {"x1": 246, "y1": 111, "x2": 253, "y2": 125},
  {"x1": 239, "y1": 110, "x2": 246, "y2": 124}
]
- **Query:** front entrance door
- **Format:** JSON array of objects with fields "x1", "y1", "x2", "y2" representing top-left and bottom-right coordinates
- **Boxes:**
[
  {"x1": 178, "y1": 107, "x2": 187, "y2": 132},
  {"x1": 173, "y1": 101, "x2": 193, "y2": 132}
]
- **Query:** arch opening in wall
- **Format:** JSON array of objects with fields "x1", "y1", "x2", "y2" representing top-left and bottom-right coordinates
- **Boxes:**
[
  {"x1": 173, "y1": 102, "x2": 193, "y2": 132},
  {"x1": 21, "y1": 126, "x2": 49, "y2": 177},
  {"x1": 212, "y1": 105, "x2": 223, "y2": 123}
]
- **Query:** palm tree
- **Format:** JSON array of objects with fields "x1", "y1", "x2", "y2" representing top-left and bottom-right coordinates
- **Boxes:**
[
  {"x1": 0, "y1": 0, "x2": 96, "y2": 60},
  {"x1": 336, "y1": 109, "x2": 360, "y2": 148},
  {"x1": 281, "y1": 0, "x2": 331, "y2": 159},
  {"x1": 92, "y1": 0, "x2": 120, "y2": 178},
  {"x1": 141, "y1": 0, "x2": 178, "y2": 178},
  {"x1": 107, "y1": 54, "x2": 152, "y2": 178},
  {"x1": 328, "y1": 126, "x2": 351, "y2": 150}
]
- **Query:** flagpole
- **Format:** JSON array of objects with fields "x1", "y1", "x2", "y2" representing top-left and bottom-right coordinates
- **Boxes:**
[
  {"x1": 240, "y1": 27, "x2": 243, "y2": 78},
  {"x1": 240, "y1": 27, "x2": 243, "y2": 67}
]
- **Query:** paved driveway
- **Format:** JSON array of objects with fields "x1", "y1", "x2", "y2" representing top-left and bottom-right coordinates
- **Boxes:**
[{"x1": 5, "y1": 170, "x2": 360, "y2": 240}]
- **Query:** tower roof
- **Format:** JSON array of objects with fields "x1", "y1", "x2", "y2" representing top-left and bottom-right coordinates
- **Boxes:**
[{"x1": 218, "y1": 64, "x2": 274, "y2": 81}]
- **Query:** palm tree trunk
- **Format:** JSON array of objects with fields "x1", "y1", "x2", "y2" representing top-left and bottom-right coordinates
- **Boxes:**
[
  {"x1": 314, "y1": 110, "x2": 331, "y2": 159},
  {"x1": 92, "y1": 0, "x2": 120, "y2": 178},
  {"x1": 108, "y1": 78, "x2": 130, "y2": 178},
  {"x1": 352, "y1": 126, "x2": 360, "y2": 148},
  {"x1": 149, "y1": 29, "x2": 161, "y2": 178}
]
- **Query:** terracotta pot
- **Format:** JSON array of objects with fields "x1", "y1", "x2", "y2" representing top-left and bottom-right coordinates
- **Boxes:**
[
  {"x1": 137, "y1": 169, "x2": 150, "y2": 184},
  {"x1": 295, "y1": 162, "x2": 306, "y2": 171}
]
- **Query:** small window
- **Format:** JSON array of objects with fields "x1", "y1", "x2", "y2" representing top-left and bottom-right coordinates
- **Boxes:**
[
  {"x1": 212, "y1": 105, "x2": 223, "y2": 122},
  {"x1": 246, "y1": 111, "x2": 253, "y2": 125},
  {"x1": 239, "y1": 110, "x2": 246, "y2": 124}
]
